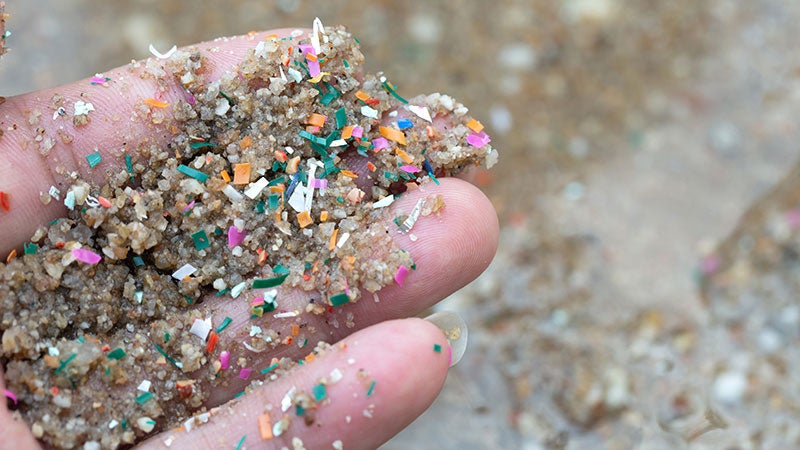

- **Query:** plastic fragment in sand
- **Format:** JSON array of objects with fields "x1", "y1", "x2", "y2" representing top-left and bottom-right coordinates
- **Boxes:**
[
  {"x1": 466, "y1": 118, "x2": 484, "y2": 133},
  {"x1": 216, "y1": 317, "x2": 233, "y2": 333},
  {"x1": 228, "y1": 226, "x2": 246, "y2": 247},
  {"x1": 74, "y1": 100, "x2": 94, "y2": 116},
  {"x1": 86, "y1": 152, "x2": 102, "y2": 168},
  {"x1": 235, "y1": 435, "x2": 246, "y2": 450},
  {"x1": 0, "y1": 191, "x2": 8, "y2": 212},
  {"x1": 135, "y1": 392, "x2": 154, "y2": 405},
  {"x1": 258, "y1": 414, "x2": 273, "y2": 440},
  {"x1": 330, "y1": 292, "x2": 349, "y2": 307},
  {"x1": 395, "y1": 148, "x2": 414, "y2": 164},
  {"x1": 252, "y1": 274, "x2": 288, "y2": 289},
  {"x1": 23, "y1": 242, "x2": 38, "y2": 255},
  {"x1": 467, "y1": 131, "x2": 492, "y2": 147},
  {"x1": 90, "y1": 74, "x2": 110, "y2": 85},
  {"x1": 335, "y1": 107, "x2": 347, "y2": 129},
  {"x1": 394, "y1": 265, "x2": 410, "y2": 286},
  {"x1": 231, "y1": 281, "x2": 247, "y2": 299},
  {"x1": 372, "y1": 137, "x2": 389, "y2": 150},
  {"x1": 361, "y1": 105, "x2": 379, "y2": 119},
  {"x1": 244, "y1": 177, "x2": 269, "y2": 199},
  {"x1": 434, "y1": 344, "x2": 442, "y2": 353},
  {"x1": 313, "y1": 383, "x2": 327, "y2": 401},
  {"x1": 297, "y1": 210, "x2": 313, "y2": 228},
  {"x1": 372, "y1": 195, "x2": 395, "y2": 209},
  {"x1": 399, "y1": 198, "x2": 424, "y2": 232},
  {"x1": 220, "y1": 351, "x2": 230, "y2": 370},
  {"x1": 397, "y1": 118, "x2": 414, "y2": 130},
  {"x1": 306, "y1": 113, "x2": 326, "y2": 127},
  {"x1": 223, "y1": 184, "x2": 244, "y2": 202},
  {"x1": 189, "y1": 318, "x2": 212, "y2": 341},
  {"x1": 72, "y1": 248, "x2": 102, "y2": 264},
  {"x1": 379, "y1": 126, "x2": 407, "y2": 145},
  {"x1": 137, "y1": 380, "x2": 151, "y2": 392},
  {"x1": 206, "y1": 331, "x2": 219, "y2": 353},
  {"x1": 177, "y1": 164, "x2": 209, "y2": 183},
  {"x1": 189, "y1": 141, "x2": 215, "y2": 149},
  {"x1": 239, "y1": 368, "x2": 252, "y2": 380},
  {"x1": 144, "y1": 98, "x2": 170, "y2": 108},
  {"x1": 408, "y1": 105, "x2": 432, "y2": 122},
  {"x1": 3, "y1": 389, "x2": 17, "y2": 405},
  {"x1": 107, "y1": 348, "x2": 127, "y2": 360},
  {"x1": 172, "y1": 263, "x2": 197, "y2": 280},
  {"x1": 366, "y1": 380, "x2": 376, "y2": 397},
  {"x1": 233, "y1": 163, "x2": 252, "y2": 185},
  {"x1": 400, "y1": 165, "x2": 420, "y2": 173},
  {"x1": 261, "y1": 362, "x2": 279, "y2": 374},
  {"x1": 191, "y1": 230, "x2": 210, "y2": 250}
]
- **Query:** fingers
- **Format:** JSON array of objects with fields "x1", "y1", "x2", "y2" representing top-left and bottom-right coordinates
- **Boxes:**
[
  {"x1": 136, "y1": 318, "x2": 450, "y2": 450},
  {"x1": 187, "y1": 177, "x2": 496, "y2": 405},
  {"x1": 0, "y1": 29, "x2": 304, "y2": 255},
  {"x1": 0, "y1": 366, "x2": 40, "y2": 450}
]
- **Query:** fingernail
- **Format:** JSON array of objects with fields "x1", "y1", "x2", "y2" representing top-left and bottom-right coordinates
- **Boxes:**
[{"x1": 424, "y1": 310, "x2": 468, "y2": 367}]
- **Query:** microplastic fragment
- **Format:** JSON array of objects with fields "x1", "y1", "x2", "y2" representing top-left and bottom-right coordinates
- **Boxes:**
[
  {"x1": 281, "y1": 387, "x2": 296, "y2": 412},
  {"x1": 333, "y1": 440, "x2": 343, "y2": 450},
  {"x1": 366, "y1": 380, "x2": 376, "y2": 397},
  {"x1": 107, "y1": 348, "x2": 127, "y2": 360},
  {"x1": 223, "y1": 184, "x2": 244, "y2": 202},
  {"x1": 434, "y1": 344, "x2": 442, "y2": 353},
  {"x1": 228, "y1": 226, "x2": 246, "y2": 247},
  {"x1": 72, "y1": 248, "x2": 102, "y2": 265},
  {"x1": 90, "y1": 74, "x2": 109, "y2": 85},
  {"x1": 74, "y1": 100, "x2": 95, "y2": 116},
  {"x1": 466, "y1": 118, "x2": 484, "y2": 133},
  {"x1": 86, "y1": 152, "x2": 102, "y2": 168},
  {"x1": 244, "y1": 177, "x2": 269, "y2": 199},
  {"x1": 372, "y1": 195, "x2": 395, "y2": 209},
  {"x1": 399, "y1": 198, "x2": 424, "y2": 232},
  {"x1": 216, "y1": 317, "x2": 233, "y2": 333},
  {"x1": 176, "y1": 164, "x2": 209, "y2": 183},
  {"x1": 191, "y1": 230, "x2": 210, "y2": 250},
  {"x1": 233, "y1": 163, "x2": 252, "y2": 185},
  {"x1": 379, "y1": 126, "x2": 407, "y2": 145},
  {"x1": 466, "y1": 131, "x2": 492, "y2": 147},
  {"x1": 361, "y1": 105, "x2": 379, "y2": 119},
  {"x1": 135, "y1": 392, "x2": 154, "y2": 405},
  {"x1": 171, "y1": 263, "x2": 197, "y2": 280},
  {"x1": 252, "y1": 275, "x2": 288, "y2": 289},
  {"x1": 397, "y1": 118, "x2": 414, "y2": 129},
  {"x1": 408, "y1": 105, "x2": 432, "y2": 122},
  {"x1": 48, "y1": 186, "x2": 61, "y2": 201},
  {"x1": 330, "y1": 293, "x2": 349, "y2": 307},
  {"x1": 258, "y1": 414, "x2": 273, "y2": 440},
  {"x1": 394, "y1": 265, "x2": 410, "y2": 286},
  {"x1": 239, "y1": 368, "x2": 252, "y2": 379},
  {"x1": 189, "y1": 318, "x2": 212, "y2": 341},
  {"x1": 400, "y1": 165, "x2": 420, "y2": 173},
  {"x1": 3, "y1": 389, "x2": 18, "y2": 405},
  {"x1": 220, "y1": 351, "x2": 231, "y2": 370},
  {"x1": 137, "y1": 380, "x2": 152, "y2": 392},
  {"x1": 231, "y1": 281, "x2": 247, "y2": 298},
  {"x1": 313, "y1": 383, "x2": 327, "y2": 401},
  {"x1": 0, "y1": 191, "x2": 8, "y2": 211},
  {"x1": 144, "y1": 98, "x2": 170, "y2": 109},
  {"x1": 235, "y1": 435, "x2": 246, "y2": 450},
  {"x1": 149, "y1": 43, "x2": 177, "y2": 59},
  {"x1": 372, "y1": 137, "x2": 389, "y2": 150},
  {"x1": 261, "y1": 362, "x2": 279, "y2": 374},
  {"x1": 23, "y1": 242, "x2": 38, "y2": 255},
  {"x1": 335, "y1": 107, "x2": 347, "y2": 129}
]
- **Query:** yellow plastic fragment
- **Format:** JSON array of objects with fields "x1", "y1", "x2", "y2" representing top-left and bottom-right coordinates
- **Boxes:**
[
  {"x1": 395, "y1": 148, "x2": 414, "y2": 164},
  {"x1": 258, "y1": 414, "x2": 273, "y2": 440},
  {"x1": 466, "y1": 118, "x2": 484, "y2": 133},
  {"x1": 320, "y1": 210, "x2": 329, "y2": 222},
  {"x1": 379, "y1": 126, "x2": 407, "y2": 145},
  {"x1": 144, "y1": 98, "x2": 171, "y2": 108},
  {"x1": 341, "y1": 126, "x2": 354, "y2": 140},
  {"x1": 297, "y1": 210, "x2": 313, "y2": 228},
  {"x1": 233, "y1": 163, "x2": 251, "y2": 185},
  {"x1": 329, "y1": 228, "x2": 339, "y2": 251},
  {"x1": 355, "y1": 91, "x2": 371, "y2": 102},
  {"x1": 306, "y1": 113, "x2": 327, "y2": 127},
  {"x1": 221, "y1": 170, "x2": 231, "y2": 183}
]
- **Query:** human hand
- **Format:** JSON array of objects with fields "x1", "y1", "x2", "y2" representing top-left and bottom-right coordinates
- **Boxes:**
[{"x1": 0, "y1": 28, "x2": 498, "y2": 449}]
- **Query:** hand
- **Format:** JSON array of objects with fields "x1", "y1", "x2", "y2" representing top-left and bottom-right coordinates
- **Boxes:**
[{"x1": 0, "y1": 29, "x2": 498, "y2": 449}]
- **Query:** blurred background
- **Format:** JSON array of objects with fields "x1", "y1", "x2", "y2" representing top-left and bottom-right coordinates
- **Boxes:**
[{"x1": 4, "y1": 0, "x2": 800, "y2": 448}]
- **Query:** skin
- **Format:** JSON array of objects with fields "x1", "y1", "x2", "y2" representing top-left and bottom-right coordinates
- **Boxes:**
[{"x1": 0, "y1": 29, "x2": 499, "y2": 449}]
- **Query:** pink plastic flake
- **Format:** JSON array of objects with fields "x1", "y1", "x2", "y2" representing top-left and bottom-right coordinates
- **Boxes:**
[
  {"x1": 371, "y1": 137, "x2": 389, "y2": 150},
  {"x1": 220, "y1": 351, "x2": 231, "y2": 370},
  {"x1": 238, "y1": 368, "x2": 252, "y2": 380},
  {"x1": 182, "y1": 200, "x2": 195, "y2": 213},
  {"x1": 400, "y1": 165, "x2": 420, "y2": 173},
  {"x1": 72, "y1": 248, "x2": 102, "y2": 265},
  {"x1": 394, "y1": 265, "x2": 410, "y2": 286},
  {"x1": 90, "y1": 76, "x2": 108, "y2": 85},
  {"x1": 466, "y1": 131, "x2": 492, "y2": 147},
  {"x1": 228, "y1": 226, "x2": 246, "y2": 247},
  {"x1": 351, "y1": 126, "x2": 363, "y2": 139},
  {"x1": 310, "y1": 178, "x2": 328, "y2": 189},
  {"x1": 3, "y1": 388, "x2": 17, "y2": 405}
]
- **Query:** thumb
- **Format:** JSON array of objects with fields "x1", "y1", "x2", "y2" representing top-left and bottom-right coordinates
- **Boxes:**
[{"x1": 0, "y1": 365, "x2": 40, "y2": 450}]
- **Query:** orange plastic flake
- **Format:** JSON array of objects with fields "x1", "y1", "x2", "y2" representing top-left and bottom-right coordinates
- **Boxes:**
[
  {"x1": 257, "y1": 248, "x2": 268, "y2": 265},
  {"x1": 297, "y1": 210, "x2": 313, "y2": 228},
  {"x1": 466, "y1": 118, "x2": 484, "y2": 133},
  {"x1": 258, "y1": 414, "x2": 273, "y2": 440},
  {"x1": 320, "y1": 210, "x2": 329, "y2": 222},
  {"x1": 366, "y1": 162, "x2": 377, "y2": 172},
  {"x1": 206, "y1": 332, "x2": 219, "y2": 353},
  {"x1": 340, "y1": 169, "x2": 358, "y2": 178},
  {"x1": 273, "y1": 150, "x2": 288, "y2": 162},
  {"x1": 286, "y1": 156, "x2": 301, "y2": 174},
  {"x1": 306, "y1": 113, "x2": 326, "y2": 127},
  {"x1": 341, "y1": 126, "x2": 354, "y2": 139},
  {"x1": 379, "y1": 126, "x2": 407, "y2": 145},
  {"x1": 304, "y1": 353, "x2": 315, "y2": 363},
  {"x1": 221, "y1": 170, "x2": 231, "y2": 183},
  {"x1": 240, "y1": 135, "x2": 254, "y2": 149},
  {"x1": 291, "y1": 324, "x2": 300, "y2": 336},
  {"x1": 269, "y1": 185, "x2": 284, "y2": 194},
  {"x1": 329, "y1": 228, "x2": 339, "y2": 251},
  {"x1": 284, "y1": 336, "x2": 293, "y2": 345},
  {"x1": 355, "y1": 91, "x2": 371, "y2": 102},
  {"x1": 426, "y1": 125, "x2": 436, "y2": 139},
  {"x1": 395, "y1": 148, "x2": 414, "y2": 164},
  {"x1": 0, "y1": 191, "x2": 9, "y2": 211},
  {"x1": 98, "y1": 196, "x2": 112, "y2": 208},
  {"x1": 144, "y1": 98, "x2": 170, "y2": 108},
  {"x1": 233, "y1": 163, "x2": 251, "y2": 185},
  {"x1": 6, "y1": 249, "x2": 16, "y2": 264}
]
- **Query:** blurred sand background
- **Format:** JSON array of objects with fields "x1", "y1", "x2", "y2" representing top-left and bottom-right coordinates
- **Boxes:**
[{"x1": 4, "y1": 1, "x2": 800, "y2": 448}]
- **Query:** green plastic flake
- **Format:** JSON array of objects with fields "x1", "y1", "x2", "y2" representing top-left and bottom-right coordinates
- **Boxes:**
[
  {"x1": 86, "y1": 152, "x2": 102, "y2": 168},
  {"x1": 154, "y1": 343, "x2": 181, "y2": 368},
  {"x1": 54, "y1": 353, "x2": 77, "y2": 375},
  {"x1": 384, "y1": 171, "x2": 399, "y2": 182},
  {"x1": 216, "y1": 316, "x2": 233, "y2": 333},
  {"x1": 235, "y1": 435, "x2": 246, "y2": 450},
  {"x1": 268, "y1": 176, "x2": 286, "y2": 186},
  {"x1": 107, "y1": 348, "x2": 127, "y2": 360},
  {"x1": 296, "y1": 405, "x2": 306, "y2": 416},
  {"x1": 219, "y1": 91, "x2": 234, "y2": 104},
  {"x1": 313, "y1": 383, "x2": 327, "y2": 401},
  {"x1": 125, "y1": 154, "x2": 134, "y2": 181},
  {"x1": 336, "y1": 196, "x2": 345, "y2": 204},
  {"x1": 335, "y1": 110, "x2": 347, "y2": 131},
  {"x1": 428, "y1": 173, "x2": 440, "y2": 185},
  {"x1": 330, "y1": 293, "x2": 350, "y2": 307},
  {"x1": 135, "y1": 392, "x2": 154, "y2": 405},
  {"x1": 132, "y1": 255, "x2": 145, "y2": 267},
  {"x1": 255, "y1": 201, "x2": 265, "y2": 213},
  {"x1": 382, "y1": 79, "x2": 409, "y2": 104},
  {"x1": 342, "y1": 59, "x2": 349, "y2": 68},
  {"x1": 273, "y1": 264, "x2": 290, "y2": 276},
  {"x1": 164, "y1": 332, "x2": 170, "y2": 343},
  {"x1": 268, "y1": 193, "x2": 280, "y2": 210},
  {"x1": 261, "y1": 362, "x2": 279, "y2": 374},
  {"x1": 252, "y1": 275, "x2": 288, "y2": 289},
  {"x1": 191, "y1": 230, "x2": 210, "y2": 250},
  {"x1": 77, "y1": 335, "x2": 85, "y2": 344},
  {"x1": 214, "y1": 227, "x2": 223, "y2": 236},
  {"x1": 189, "y1": 141, "x2": 215, "y2": 149},
  {"x1": 366, "y1": 380, "x2": 376, "y2": 397},
  {"x1": 23, "y1": 242, "x2": 38, "y2": 255},
  {"x1": 215, "y1": 287, "x2": 230, "y2": 297},
  {"x1": 177, "y1": 164, "x2": 209, "y2": 183},
  {"x1": 434, "y1": 344, "x2": 442, "y2": 353}
]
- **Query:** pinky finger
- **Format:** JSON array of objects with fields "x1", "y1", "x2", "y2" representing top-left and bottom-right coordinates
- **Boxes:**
[{"x1": 136, "y1": 318, "x2": 451, "y2": 450}]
